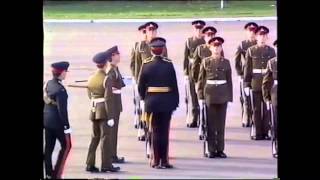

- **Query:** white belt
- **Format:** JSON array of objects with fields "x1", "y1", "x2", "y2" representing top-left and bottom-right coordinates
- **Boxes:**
[
  {"x1": 253, "y1": 68, "x2": 267, "y2": 74},
  {"x1": 112, "y1": 89, "x2": 121, "y2": 94},
  {"x1": 92, "y1": 98, "x2": 105, "y2": 103},
  {"x1": 189, "y1": 58, "x2": 195, "y2": 64},
  {"x1": 206, "y1": 80, "x2": 227, "y2": 85},
  {"x1": 274, "y1": 80, "x2": 278, "y2": 85}
]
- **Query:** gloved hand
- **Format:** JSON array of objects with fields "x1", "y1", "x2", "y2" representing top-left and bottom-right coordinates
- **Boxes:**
[
  {"x1": 266, "y1": 101, "x2": 271, "y2": 110},
  {"x1": 244, "y1": 87, "x2": 250, "y2": 96},
  {"x1": 107, "y1": 119, "x2": 115, "y2": 127},
  {"x1": 140, "y1": 100, "x2": 145, "y2": 112},
  {"x1": 198, "y1": 99, "x2": 204, "y2": 109},
  {"x1": 64, "y1": 128, "x2": 72, "y2": 134},
  {"x1": 238, "y1": 76, "x2": 243, "y2": 83}
]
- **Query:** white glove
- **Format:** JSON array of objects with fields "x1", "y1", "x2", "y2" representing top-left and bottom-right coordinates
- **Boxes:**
[
  {"x1": 238, "y1": 76, "x2": 243, "y2": 83},
  {"x1": 266, "y1": 101, "x2": 271, "y2": 110},
  {"x1": 140, "y1": 100, "x2": 145, "y2": 111},
  {"x1": 244, "y1": 87, "x2": 250, "y2": 96},
  {"x1": 107, "y1": 119, "x2": 115, "y2": 127},
  {"x1": 198, "y1": 99, "x2": 204, "y2": 109},
  {"x1": 64, "y1": 128, "x2": 72, "y2": 134}
]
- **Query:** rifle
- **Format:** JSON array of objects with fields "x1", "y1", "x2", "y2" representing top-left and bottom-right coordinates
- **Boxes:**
[
  {"x1": 198, "y1": 101, "x2": 205, "y2": 140},
  {"x1": 201, "y1": 104, "x2": 209, "y2": 157},
  {"x1": 249, "y1": 89, "x2": 256, "y2": 137}
]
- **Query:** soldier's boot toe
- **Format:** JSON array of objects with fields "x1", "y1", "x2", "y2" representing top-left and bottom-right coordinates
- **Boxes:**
[
  {"x1": 112, "y1": 156, "x2": 125, "y2": 163},
  {"x1": 217, "y1": 151, "x2": 227, "y2": 158},
  {"x1": 86, "y1": 165, "x2": 100, "y2": 172},
  {"x1": 138, "y1": 135, "x2": 146, "y2": 141},
  {"x1": 208, "y1": 152, "x2": 217, "y2": 158},
  {"x1": 101, "y1": 165, "x2": 120, "y2": 172}
]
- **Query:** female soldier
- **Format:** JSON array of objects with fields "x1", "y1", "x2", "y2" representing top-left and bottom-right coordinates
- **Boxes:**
[
  {"x1": 44, "y1": 61, "x2": 72, "y2": 179},
  {"x1": 197, "y1": 37, "x2": 233, "y2": 158}
]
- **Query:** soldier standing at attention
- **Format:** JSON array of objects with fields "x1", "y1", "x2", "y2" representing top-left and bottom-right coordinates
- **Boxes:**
[
  {"x1": 85, "y1": 49, "x2": 120, "y2": 173},
  {"x1": 44, "y1": 61, "x2": 72, "y2": 179},
  {"x1": 183, "y1": 20, "x2": 206, "y2": 128},
  {"x1": 197, "y1": 37, "x2": 233, "y2": 158},
  {"x1": 234, "y1": 22, "x2": 259, "y2": 127},
  {"x1": 130, "y1": 23, "x2": 147, "y2": 82},
  {"x1": 133, "y1": 22, "x2": 168, "y2": 141},
  {"x1": 243, "y1": 26, "x2": 276, "y2": 140},
  {"x1": 138, "y1": 37, "x2": 179, "y2": 169},
  {"x1": 262, "y1": 40, "x2": 278, "y2": 158},
  {"x1": 192, "y1": 26, "x2": 224, "y2": 84},
  {"x1": 104, "y1": 46, "x2": 126, "y2": 164}
]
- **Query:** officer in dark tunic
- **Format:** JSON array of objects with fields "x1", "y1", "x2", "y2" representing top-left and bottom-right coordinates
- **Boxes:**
[
  {"x1": 85, "y1": 49, "x2": 120, "y2": 173},
  {"x1": 234, "y1": 22, "x2": 258, "y2": 127},
  {"x1": 133, "y1": 22, "x2": 168, "y2": 141},
  {"x1": 44, "y1": 61, "x2": 72, "y2": 179},
  {"x1": 183, "y1": 20, "x2": 206, "y2": 128},
  {"x1": 197, "y1": 37, "x2": 233, "y2": 158},
  {"x1": 138, "y1": 37, "x2": 179, "y2": 169},
  {"x1": 243, "y1": 26, "x2": 276, "y2": 140},
  {"x1": 262, "y1": 40, "x2": 278, "y2": 158}
]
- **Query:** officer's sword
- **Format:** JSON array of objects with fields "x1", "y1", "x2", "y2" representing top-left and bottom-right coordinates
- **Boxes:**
[
  {"x1": 202, "y1": 104, "x2": 209, "y2": 157},
  {"x1": 198, "y1": 101, "x2": 205, "y2": 140}
]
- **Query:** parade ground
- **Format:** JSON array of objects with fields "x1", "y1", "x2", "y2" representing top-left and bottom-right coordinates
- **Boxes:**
[{"x1": 43, "y1": 19, "x2": 277, "y2": 179}]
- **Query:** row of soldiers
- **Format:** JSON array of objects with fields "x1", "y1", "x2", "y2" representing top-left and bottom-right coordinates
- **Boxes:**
[
  {"x1": 181, "y1": 20, "x2": 278, "y2": 158},
  {"x1": 43, "y1": 20, "x2": 278, "y2": 178}
]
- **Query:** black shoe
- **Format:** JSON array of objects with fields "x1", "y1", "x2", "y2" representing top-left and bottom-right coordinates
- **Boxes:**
[
  {"x1": 86, "y1": 166, "x2": 100, "y2": 172},
  {"x1": 208, "y1": 152, "x2": 217, "y2": 158},
  {"x1": 188, "y1": 122, "x2": 198, "y2": 128},
  {"x1": 101, "y1": 165, "x2": 120, "y2": 172},
  {"x1": 138, "y1": 135, "x2": 146, "y2": 141},
  {"x1": 273, "y1": 153, "x2": 278, "y2": 158},
  {"x1": 217, "y1": 151, "x2": 227, "y2": 158},
  {"x1": 112, "y1": 156, "x2": 125, "y2": 163},
  {"x1": 263, "y1": 135, "x2": 271, "y2": 140},
  {"x1": 160, "y1": 163, "x2": 173, "y2": 169},
  {"x1": 251, "y1": 135, "x2": 264, "y2": 140},
  {"x1": 45, "y1": 175, "x2": 52, "y2": 179}
]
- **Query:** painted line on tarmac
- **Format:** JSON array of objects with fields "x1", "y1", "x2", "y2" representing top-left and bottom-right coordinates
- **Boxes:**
[{"x1": 44, "y1": 17, "x2": 277, "y2": 23}]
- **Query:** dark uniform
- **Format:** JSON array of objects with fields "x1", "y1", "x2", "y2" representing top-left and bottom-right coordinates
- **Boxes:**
[
  {"x1": 234, "y1": 22, "x2": 258, "y2": 127},
  {"x1": 197, "y1": 37, "x2": 232, "y2": 158},
  {"x1": 183, "y1": 20, "x2": 206, "y2": 128},
  {"x1": 44, "y1": 61, "x2": 72, "y2": 179},
  {"x1": 243, "y1": 26, "x2": 276, "y2": 140},
  {"x1": 86, "y1": 49, "x2": 120, "y2": 172},
  {"x1": 138, "y1": 37, "x2": 179, "y2": 169},
  {"x1": 262, "y1": 40, "x2": 278, "y2": 158},
  {"x1": 133, "y1": 22, "x2": 168, "y2": 141}
]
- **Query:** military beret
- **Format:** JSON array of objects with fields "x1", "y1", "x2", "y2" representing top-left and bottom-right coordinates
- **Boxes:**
[
  {"x1": 192, "y1": 20, "x2": 206, "y2": 27},
  {"x1": 149, "y1": 37, "x2": 166, "y2": 48},
  {"x1": 93, "y1": 51, "x2": 108, "y2": 64},
  {"x1": 208, "y1": 37, "x2": 224, "y2": 46},
  {"x1": 244, "y1": 22, "x2": 258, "y2": 30},
  {"x1": 273, "y1": 40, "x2": 277, "y2": 46},
  {"x1": 138, "y1": 24, "x2": 146, "y2": 31},
  {"x1": 51, "y1": 61, "x2": 70, "y2": 73},
  {"x1": 202, "y1": 26, "x2": 217, "y2": 34},
  {"x1": 255, "y1": 26, "x2": 269, "y2": 35},
  {"x1": 145, "y1": 22, "x2": 158, "y2": 30}
]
